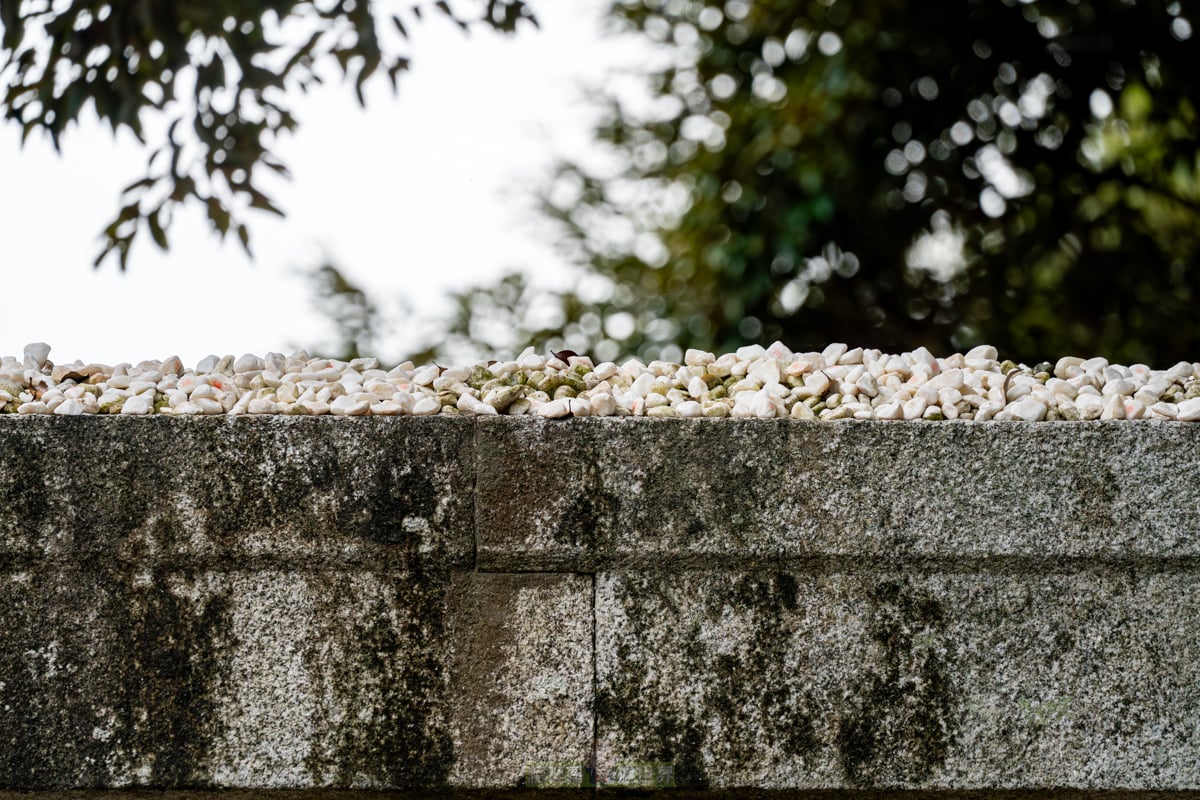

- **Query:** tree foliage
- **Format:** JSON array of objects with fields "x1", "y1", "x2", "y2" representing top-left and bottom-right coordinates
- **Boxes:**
[
  {"x1": 303, "y1": 262, "x2": 383, "y2": 359},
  {"x1": 0, "y1": 0, "x2": 534, "y2": 268},
  {"x1": 435, "y1": 0, "x2": 1200, "y2": 365}
]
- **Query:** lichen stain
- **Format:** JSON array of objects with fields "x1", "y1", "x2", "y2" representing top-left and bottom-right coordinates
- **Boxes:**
[
  {"x1": 118, "y1": 570, "x2": 234, "y2": 785},
  {"x1": 0, "y1": 567, "x2": 233, "y2": 787},
  {"x1": 0, "y1": 569, "x2": 109, "y2": 788},
  {"x1": 703, "y1": 573, "x2": 818, "y2": 769},
  {"x1": 1071, "y1": 468, "x2": 1120, "y2": 532},
  {"x1": 336, "y1": 467, "x2": 438, "y2": 545},
  {"x1": 554, "y1": 464, "x2": 619, "y2": 550},
  {"x1": 0, "y1": 439, "x2": 50, "y2": 548},
  {"x1": 836, "y1": 578, "x2": 958, "y2": 786},
  {"x1": 595, "y1": 576, "x2": 709, "y2": 789},
  {"x1": 303, "y1": 567, "x2": 453, "y2": 787},
  {"x1": 598, "y1": 572, "x2": 822, "y2": 788}
]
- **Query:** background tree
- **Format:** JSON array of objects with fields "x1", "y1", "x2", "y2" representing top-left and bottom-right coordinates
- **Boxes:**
[
  {"x1": 429, "y1": 0, "x2": 1200, "y2": 365},
  {"x1": 0, "y1": 0, "x2": 535, "y2": 269}
]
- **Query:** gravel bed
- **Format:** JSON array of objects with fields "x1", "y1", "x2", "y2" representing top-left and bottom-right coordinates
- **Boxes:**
[{"x1": 3, "y1": 342, "x2": 1199, "y2": 421}]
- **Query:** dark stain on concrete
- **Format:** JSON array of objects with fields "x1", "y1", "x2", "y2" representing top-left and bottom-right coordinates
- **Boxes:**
[
  {"x1": 836, "y1": 578, "x2": 958, "y2": 785},
  {"x1": 119, "y1": 570, "x2": 234, "y2": 785},
  {"x1": 336, "y1": 466, "x2": 439, "y2": 546},
  {"x1": 554, "y1": 465, "x2": 619, "y2": 550},
  {"x1": 0, "y1": 567, "x2": 232, "y2": 788},
  {"x1": 304, "y1": 566, "x2": 454, "y2": 787},
  {"x1": 0, "y1": 441, "x2": 50, "y2": 550},
  {"x1": 0, "y1": 568, "x2": 114, "y2": 788},
  {"x1": 599, "y1": 571, "x2": 826, "y2": 788},
  {"x1": 596, "y1": 576, "x2": 709, "y2": 789},
  {"x1": 703, "y1": 573, "x2": 818, "y2": 768}
]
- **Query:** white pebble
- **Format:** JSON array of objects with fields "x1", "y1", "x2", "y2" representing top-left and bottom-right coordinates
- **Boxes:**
[
  {"x1": 234, "y1": 354, "x2": 264, "y2": 373},
  {"x1": 330, "y1": 395, "x2": 371, "y2": 416},
  {"x1": 821, "y1": 343, "x2": 848, "y2": 365},
  {"x1": 1150, "y1": 402, "x2": 1179, "y2": 420},
  {"x1": 516, "y1": 350, "x2": 545, "y2": 370},
  {"x1": 121, "y1": 394, "x2": 154, "y2": 415},
  {"x1": 873, "y1": 402, "x2": 903, "y2": 420},
  {"x1": 1101, "y1": 379, "x2": 1136, "y2": 397},
  {"x1": 1075, "y1": 394, "x2": 1104, "y2": 420},
  {"x1": 902, "y1": 396, "x2": 927, "y2": 420},
  {"x1": 592, "y1": 362, "x2": 619, "y2": 381},
  {"x1": 23, "y1": 342, "x2": 51, "y2": 371},
  {"x1": 965, "y1": 345, "x2": 998, "y2": 361},
  {"x1": 789, "y1": 401, "x2": 815, "y2": 419},
  {"x1": 370, "y1": 401, "x2": 406, "y2": 415},
  {"x1": 536, "y1": 398, "x2": 571, "y2": 419},
  {"x1": 247, "y1": 398, "x2": 278, "y2": 415},
  {"x1": 1007, "y1": 397, "x2": 1047, "y2": 422},
  {"x1": 1178, "y1": 397, "x2": 1200, "y2": 422},
  {"x1": 748, "y1": 358, "x2": 781, "y2": 386},
  {"x1": 839, "y1": 347, "x2": 864, "y2": 365},
  {"x1": 194, "y1": 398, "x2": 224, "y2": 415},
  {"x1": 299, "y1": 399, "x2": 331, "y2": 416},
  {"x1": 457, "y1": 393, "x2": 498, "y2": 416},
  {"x1": 590, "y1": 392, "x2": 617, "y2": 417}
]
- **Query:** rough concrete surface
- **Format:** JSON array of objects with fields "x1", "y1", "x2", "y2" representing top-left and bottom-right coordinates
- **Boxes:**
[
  {"x1": 446, "y1": 573, "x2": 594, "y2": 788},
  {"x1": 0, "y1": 565, "x2": 589, "y2": 788},
  {"x1": 4, "y1": 416, "x2": 1200, "y2": 792},
  {"x1": 0, "y1": 416, "x2": 475, "y2": 568},
  {"x1": 596, "y1": 570, "x2": 1200, "y2": 790},
  {"x1": 476, "y1": 418, "x2": 1200, "y2": 569}
]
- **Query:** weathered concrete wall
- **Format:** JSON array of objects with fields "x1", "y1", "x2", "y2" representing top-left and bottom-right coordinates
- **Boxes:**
[{"x1": 2, "y1": 416, "x2": 1199, "y2": 792}]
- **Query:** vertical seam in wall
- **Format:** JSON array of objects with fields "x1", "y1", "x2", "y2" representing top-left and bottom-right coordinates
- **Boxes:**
[
  {"x1": 590, "y1": 570, "x2": 598, "y2": 796},
  {"x1": 470, "y1": 418, "x2": 479, "y2": 573}
]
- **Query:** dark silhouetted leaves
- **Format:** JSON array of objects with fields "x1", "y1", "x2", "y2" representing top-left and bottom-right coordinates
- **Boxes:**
[
  {"x1": 0, "y1": 0, "x2": 536, "y2": 271},
  {"x1": 426, "y1": 0, "x2": 1200, "y2": 366}
]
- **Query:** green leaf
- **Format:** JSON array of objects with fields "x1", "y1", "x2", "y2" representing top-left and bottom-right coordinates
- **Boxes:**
[
  {"x1": 247, "y1": 188, "x2": 283, "y2": 216},
  {"x1": 205, "y1": 197, "x2": 231, "y2": 237},
  {"x1": 147, "y1": 208, "x2": 169, "y2": 250},
  {"x1": 354, "y1": 52, "x2": 381, "y2": 106},
  {"x1": 121, "y1": 176, "x2": 157, "y2": 194},
  {"x1": 237, "y1": 222, "x2": 251, "y2": 255}
]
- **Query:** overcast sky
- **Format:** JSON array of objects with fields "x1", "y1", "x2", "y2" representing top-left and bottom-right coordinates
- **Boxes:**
[{"x1": 0, "y1": 0, "x2": 630, "y2": 367}]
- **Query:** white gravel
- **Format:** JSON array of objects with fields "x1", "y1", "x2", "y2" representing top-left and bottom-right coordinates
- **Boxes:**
[{"x1": 2, "y1": 342, "x2": 1199, "y2": 421}]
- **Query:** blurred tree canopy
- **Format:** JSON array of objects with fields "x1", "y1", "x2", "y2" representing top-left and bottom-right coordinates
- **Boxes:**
[
  {"x1": 433, "y1": 0, "x2": 1200, "y2": 365},
  {"x1": 0, "y1": 0, "x2": 535, "y2": 268}
]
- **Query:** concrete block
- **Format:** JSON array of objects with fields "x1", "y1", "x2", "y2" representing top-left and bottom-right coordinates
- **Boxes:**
[
  {"x1": 595, "y1": 570, "x2": 1200, "y2": 789},
  {"x1": 446, "y1": 573, "x2": 594, "y2": 788},
  {"x1": 0, "y1": 566, "x2": 592, "y2": 789},
  {"x1": 0, "y1": 416, "x2": 473, "y2": 568},
  {"x1": 476, "y1": 418, "x2": 1200, "y2": 570}
]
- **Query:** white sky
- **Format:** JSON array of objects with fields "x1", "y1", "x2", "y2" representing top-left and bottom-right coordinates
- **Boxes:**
[{"x1": 0, "y1": 0, "x2": 632, "y2": 367}]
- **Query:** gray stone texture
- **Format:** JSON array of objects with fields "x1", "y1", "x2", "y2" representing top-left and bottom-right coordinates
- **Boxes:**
[
  {"x1": 0, "y1": 565, "x2": 592, "y2": 788},
  {"x1": 4, "y1": 416, "x2": 1200, "y2": 791},
  {"x1": 596, "y1": 570, "x2": 1200, "y2": 790},
  {"x1": 476, "y1": 418, "x2": 1200, "y2": 569},
  {"x1": 0, "y1": 416, "x2": 475, "y2": 568},
  {"x1": 446, "y1": 573, "x2": 594, "y2": 788}
]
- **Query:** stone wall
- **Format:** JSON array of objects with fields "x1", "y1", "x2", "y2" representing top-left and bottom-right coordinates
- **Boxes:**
[{"x1": 2, "y1": 416, "x2": 1199, "y2": 792}]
